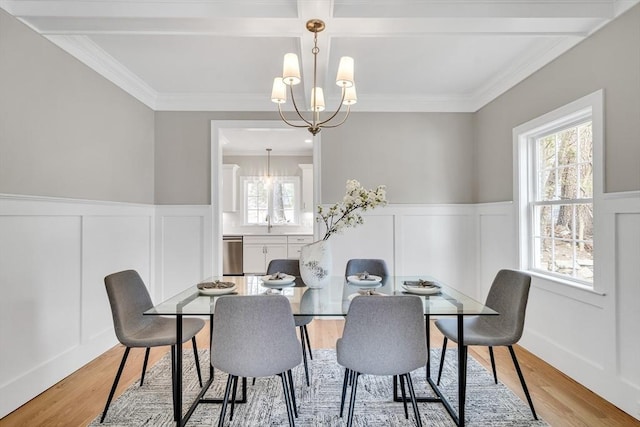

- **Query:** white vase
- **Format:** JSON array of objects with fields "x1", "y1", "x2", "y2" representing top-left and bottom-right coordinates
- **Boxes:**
[{"x1": 299, "y1": 240, "x2": 332, "y2": 288}]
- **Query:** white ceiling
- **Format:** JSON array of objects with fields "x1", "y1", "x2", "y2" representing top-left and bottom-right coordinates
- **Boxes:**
[
  {"x1": 220, "y1": 127, "x2": 313, "y2": 156},
  {"x1": 2, "y1": 0, "x2": 638, "y2": 116}
]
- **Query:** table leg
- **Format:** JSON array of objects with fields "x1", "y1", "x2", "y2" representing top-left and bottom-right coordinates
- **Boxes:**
[
  {"x1": 176, "y1": 314, "x2": 183, "y2": 426},
  {"x1": 457, "y1": 313, "x2": 465, "y2": 427},
  {"x1": 425, "y1": 314, "x2": 431, "y2": 379}
]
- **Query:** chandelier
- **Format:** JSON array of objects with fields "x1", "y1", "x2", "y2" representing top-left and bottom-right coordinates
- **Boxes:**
[{"x1": 271, "y1": 19, "x2": 357, "y2": 136}]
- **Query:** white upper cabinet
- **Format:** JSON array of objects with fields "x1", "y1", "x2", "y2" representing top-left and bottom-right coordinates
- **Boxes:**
[{"x1": 222, "y1": 164, "x2": 239, "y2": 212}]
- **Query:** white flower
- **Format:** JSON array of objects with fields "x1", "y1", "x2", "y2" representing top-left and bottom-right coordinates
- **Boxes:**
[{"x1": 317, "y1": 180, "x2": 387, "y2": 241}]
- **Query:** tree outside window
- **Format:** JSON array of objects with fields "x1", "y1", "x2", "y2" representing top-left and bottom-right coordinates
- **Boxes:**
[{"x1": 532, "y1": 122, "x2": 593, "y2": 282}]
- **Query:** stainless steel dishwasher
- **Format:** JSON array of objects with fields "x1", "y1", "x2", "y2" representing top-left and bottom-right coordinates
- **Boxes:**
[{"x1": 222, "y1": 235, "x2": 243, "y2": 275}]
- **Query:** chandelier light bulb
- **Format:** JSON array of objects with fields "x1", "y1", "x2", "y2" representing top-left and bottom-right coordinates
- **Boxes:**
[
  {"x1": 282, "y1": 53, "x2": 301, "y2": 85},
  {"x1": 271, "y1": 78, "x2": 286, "y2": 104},
  {"x1": 343, "y1": 85, "x2": 357, "y2": 105},
  {"x1": 336, "y1": 56, "x2": 354, "y2": 88},
  {"x1": 310, "y1": 87, "x2": 325, "y2": 112}
]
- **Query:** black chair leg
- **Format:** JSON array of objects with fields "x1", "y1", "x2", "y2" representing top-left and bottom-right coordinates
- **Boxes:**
[
  {"x1": 508, "y1": 345, "x2": 538, "y2": 420},
  {"x1": 437, "y1": 337, "x2": 448, "y2": 385},
  {"x1": 191, "y1": 337, "x2": 203, "y2": 387},
  {"x1": 488, "y1": 346, "x2": 498, "y2": 384},
  {"x1": 339, "y1": 369, "x2": 350, "y2": 417},
  {"x1": 347, "y1": 372, "x2": 360, "y2": 427},
  {"x1": 280, "y1": 372, "x2": 296, "y2": 427},
  {"x1": 229, "y1": 375, "x2": 238, "y2": 421},
  {"x1": 139, "y1": 347, "x2": 150, "y2": 386},
  {"x1": 399, "y1": 373, "x2": 409, "y2": 419},
  {"x1": 218, "y1": 374, "x2": 234, "y2": 427},
  {"x1": 100, "y1": 347, "x2": 131, "y2": 423},
  {"x1": 287, "y1": 369, "x2": 298, "y2": 418},
  {"x1": 303, "y1": 325, "x2": 313, "y2": 360},
  {"x1": 405, "y1": 373, "x2": 423, "y2": 427}
]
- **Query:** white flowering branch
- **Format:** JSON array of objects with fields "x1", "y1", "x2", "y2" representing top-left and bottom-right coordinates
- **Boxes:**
[{"x1": 317, "y1": 179, "x2": 387, "y2": 241}]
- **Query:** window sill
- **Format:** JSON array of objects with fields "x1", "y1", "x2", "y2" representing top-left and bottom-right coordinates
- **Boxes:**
[{"x1": 527, "y1": 270, "x2": 606, "y2": 308}]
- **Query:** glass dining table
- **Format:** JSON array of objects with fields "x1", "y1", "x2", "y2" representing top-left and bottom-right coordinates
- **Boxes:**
[{"x1": 145, "y1": 275, "x2": 498, "y2": 427}]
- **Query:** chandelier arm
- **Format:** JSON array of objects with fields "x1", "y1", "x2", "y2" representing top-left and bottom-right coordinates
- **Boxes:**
[
  {"x1": 318, "y1": 105, "x2": 352, "y2": 129},
  {"x1": 277, "y1": 103, "x2": 310, "y2": 129},
  {"x1": 288, "y1": 85, "x2": 314, "y2": 127},
  {"x1": 316, "y1": 87, "x2": 347, "y2": 127}
]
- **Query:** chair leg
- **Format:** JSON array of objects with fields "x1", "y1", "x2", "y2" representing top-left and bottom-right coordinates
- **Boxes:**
[
  {"x1": 488, "y1": 346, "x2": 498, "y2": 384},
  {"x1": 192, "y1": 336, "x2": 203, "y2": 387},
  {"x1": 347, "y1": 372, "x2": 360, "y2": 427},
  {"x1": 508, "y1": 345, "x2": 538, "y2": 420},
  {"x1": 140, "y1": 347, "x2": 150, "y2": 386},
  {"x1": 287, "y1": 369, "x2": 298, "y2": 418},
  {"x1": 280, "y1": 372, "x2": 296, "y2": 427},
  {"x1": 303, "y1": 325, "x2": 313, "y2": 360},
  {"x1": 300, "y1": 332, "x2": 310, "y2": 386},
  {"x1": 340, "y1": 368, "x2": 350, "y2": 417},
  {"x1": 229, "y1": 375, "x2": 238, "y2": 421},
  {"x1": 100, "y1": 347, "x2": 131, "y2": 423},
  {"x1": 437, "y1": 336, "x2": 448, "y2": 385},
  {"x1": 399, "y1": 373, "x2": 409, "y2": 419},
  {"x1": 405, "y1": 373, "x2": 423, "y2": 427},
  {"x1": 218, "y1": 374, "x2": 234, "y2": 427}
]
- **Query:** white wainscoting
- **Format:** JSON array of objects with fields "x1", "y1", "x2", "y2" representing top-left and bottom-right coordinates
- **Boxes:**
[
  {"x1": 475, "y1": 193, "x2": 640, "y2": 421},
  {"x1": 154, "y1": 205, "x2": 213, "y2": 302},
  {"x1": 0, "y1": 194, "x2": 154, "y2": 418},
  {"x1": 2, "y1": 194, "x2": 638, "y2": 420}
]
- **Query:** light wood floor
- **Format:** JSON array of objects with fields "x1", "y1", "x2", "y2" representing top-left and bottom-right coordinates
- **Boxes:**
[{"x1": 1, "y1": 319, "x2": 638, "y2": 427}]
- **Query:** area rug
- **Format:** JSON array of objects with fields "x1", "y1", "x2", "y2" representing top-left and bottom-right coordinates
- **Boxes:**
[{"x1": 91, "y1": 349, "x2": 547, "y2": 426}]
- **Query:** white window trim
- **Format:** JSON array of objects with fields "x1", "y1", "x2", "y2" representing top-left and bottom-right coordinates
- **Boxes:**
[
  {"x1": 241, "y1": 175, "x2": 301, "y2": 226},
  {"x1": 513, "y1": 89, "x2": 605, "y2": 296}
]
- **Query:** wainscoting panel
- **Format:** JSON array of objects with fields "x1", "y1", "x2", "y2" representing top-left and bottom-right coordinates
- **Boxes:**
[
  {"x1": 0, "y1": 195, "x2": 154, "y2": 418},
  {"x1": 398, "y1": 209, "x2": 476, "y2": 298},
  {"x1": 476, "y1": 202, "x2": 517, "y2": 299},
  {"x1": 155, "y1": 206, "x2": 212, "y2": 303},
  {"x1": 329, "y1": 213, "x2": 395, "y2": 275},
  {"x1": 81, "y1": 215, "x2": 152, "y2": 342}
]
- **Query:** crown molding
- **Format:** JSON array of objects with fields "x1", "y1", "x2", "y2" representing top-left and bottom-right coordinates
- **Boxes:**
[{"x1": 44, "y1": 34, "x2": 158, "y2": 109}]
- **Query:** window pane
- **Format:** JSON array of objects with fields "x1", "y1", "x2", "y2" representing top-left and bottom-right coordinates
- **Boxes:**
[
  {"x1": 553, "y1": 238, "x2": 575, "y2": 275},
  {"x1": 557, "y1": 165, "x2": 578, "y2": 200},
  {"x1": 578, "y1": 123, "x2": 593, "y2": 164},
  {"x1": 247, "y1": 210, "x2": 257, "y2": 224},
  {"x1": 534, "y1": 205, "x2": 553, "y2": 238},
  {"x1": 538, "y1": 168, "x2": 558, "y2": 201},
  {"x1": 533, "y1": 237, "x2": 552, "y2": 272},
  {"x1": 578, "y1": 164, "x2": 593, "y2": 198},
  {"x1": 556, "y1": 127, "x2": 577, "y2": 167}
]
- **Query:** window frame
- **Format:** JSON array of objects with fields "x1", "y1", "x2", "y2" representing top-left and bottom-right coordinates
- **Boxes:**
[
  {"x1": 514, "y1": 90, "x2": 604, "y2": 294},
  {"x1": 242, "y1": 175, "x2": 301, "y2": 226}
]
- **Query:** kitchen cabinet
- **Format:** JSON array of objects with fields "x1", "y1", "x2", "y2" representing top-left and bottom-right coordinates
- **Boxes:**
[
  {"x1": 222, "y1": 164, "x2": 239, "y2": 212},
  {"x1": 287, "y1": 235, "x2": 314, "y2": 259},
  {"x1": 299, "y1": 164, "x2": 313, "y2": 212},
  {"x1": 243, "y1": 235, "x2": 287, "y2": 274}
]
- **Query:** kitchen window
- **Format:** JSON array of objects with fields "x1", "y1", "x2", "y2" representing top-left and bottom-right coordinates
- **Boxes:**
[
  {"x1": 243, "y1": 176, "x2": 300, "y2": 225},
  {"x1": 514, "y1": 90, "x2": 603, "y2": 289}
]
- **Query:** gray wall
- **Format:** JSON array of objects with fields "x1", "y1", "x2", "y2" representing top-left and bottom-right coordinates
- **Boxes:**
[
  {"x1": 474, "y1": 4, "x2": 640, "y2": 202},
  {"x1": 0, "y1": 10, "x2": 155, "y2": 203},
  {"x1": 320, "y1": 112, "x2": 475, "y2": 204},
  {"x1": 155, "y1": 111, "x2": 475, "y2": 205},
  {"x1": 154, "y1": 112, "x2": 278, "y2": 204}
]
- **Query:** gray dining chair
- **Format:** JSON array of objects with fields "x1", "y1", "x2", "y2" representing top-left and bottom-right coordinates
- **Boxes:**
[
  {"x1": 435, "y1": 269, "x2": 537, "y2": 420},
  {"x1": 101, "y1": 270, "x2": 205, "y2": 423},
  {"x1": 211, "y1": 295, "x2": 302, "y2": 426},
  {"x1": 336, "y1": 295, "x2": 427, "y2": 427},
  {"x1": 267, "y1": 259, "x2": 313, "y2": 386},
  {"x1": 345, "y1": 258, "x2": 389, "y2": 280}
]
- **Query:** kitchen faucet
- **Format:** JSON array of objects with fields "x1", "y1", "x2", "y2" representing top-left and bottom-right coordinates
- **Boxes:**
[{"x1": 266, "y1": 214, "x2": 272, "y2": 233}]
